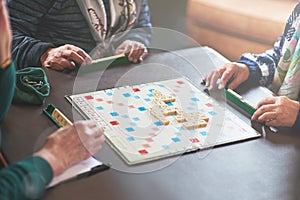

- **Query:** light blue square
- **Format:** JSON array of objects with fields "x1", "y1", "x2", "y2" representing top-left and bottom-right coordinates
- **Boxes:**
[
  {"x1": 154, "y1": 121, "x2": 163, "y2": 126},
  {"x1": 106, "y1": 92, "x2": 113, "y2": 96},
  {"x1": 208, "y1": 111, "x2": 217, "y2": 116},
  {"x1": 138, "y1": 107, "x2": 147, "y2": 112},
  {"x1": 191, "y1": 97, "x2": 200, "y2": 102},
  {"x1": 147, "y1": 93, "x2": 154, "y2": 97},
  {"x1": 126, "y1": 127, "x2": 135, "y2": 132},
  {"x1": 96, "y1": 106, "x2": 104, "y2": 110},
  {"x1": 172, "y1": 137, "x2": 181, "y2": 142},
  {"x1": 166, "y1": 102, "x2": 173, "y2": 106},
  {"x1": 110, "y1": 112, "x2": 119, "y2": 117},
  {"x1": 132, "y1": 117, "x2": 140, "y2": 121},
  {"x1": 122, "y1": 115, "x2": 129, "y2": 119},
  {"x1": 123, "y1": 93, "x2": 131, "y2": 98},
  {"x1": 127, "y1": 137, "x2": 135, "y2": 142},
  {"x1": 200, "y1": 131, "x2": 208, "y2": 136}
]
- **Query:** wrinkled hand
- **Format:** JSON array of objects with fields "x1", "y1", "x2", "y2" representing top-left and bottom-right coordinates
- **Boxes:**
[
  {"x1": 115, "y1": 40, "x2": 148, "y2": 63},
  {"x1": 35, "y1": 121, "x2": 105, "y2": 176},
  {"x1": 203, "y1": 62, "x2": 250, "y2": 90},
  {"x1": 251, "y1": 96, "x2": 300, "y2": 127},
  {"x1": 41, "y1": 44, "x2": 92, "y2": 71},
  {"x1": 0, "y1": 1, "x2": 12, "y2": 68}
]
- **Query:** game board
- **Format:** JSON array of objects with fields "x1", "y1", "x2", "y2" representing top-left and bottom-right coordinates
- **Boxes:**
[{"x1": 66, "y1": 77, "x2": 260, "y2": 165}]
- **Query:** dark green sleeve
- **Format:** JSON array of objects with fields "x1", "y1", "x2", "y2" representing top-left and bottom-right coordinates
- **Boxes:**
[
  {"x1": 0, "y1": 156, "x2": 53, "y2": 200},
  {"x1": 0, "y1": 62, "x2": 15, "y2": 123}
]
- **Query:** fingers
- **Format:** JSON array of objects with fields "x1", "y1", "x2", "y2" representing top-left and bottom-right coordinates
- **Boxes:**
[
  {"x1": 46, "y1": 57, "x2": 76, "y2": 71},
  {"x1": 41, "y1": 44, "x2": 91, "y2": 71},
  {"x1": 207, "y1": 70, "x2": 222, "y2": 90},
  {"x1": 218, "y1": 67, "x2": 235, "y2": 89},
  {"x1": 251, "y1": 96, "x2": 299, "y2": 127},
  {"x1": 256, "y1": 97, "x2": 276, "y2": 108},
  {"x1": 116, "y1": 40, "x2": 148, "y2": 63},
  {"x1": 203, "y1": 62, "x2": 249, "y2": 91},
  {"x1": 128, "y1": 42, "x2": 147, "y2": 63},
  {"x1": 251, "y1": 98, "x2": 276, "y2": 121}
]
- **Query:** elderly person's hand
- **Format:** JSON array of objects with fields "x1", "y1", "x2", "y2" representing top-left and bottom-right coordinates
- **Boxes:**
[
  {"x1": 203, "y1": 62, "x2": 250, "y2": 91},
  {"x1": 251, "y1": 96, "x2": 300, "y2": 127},
  {"x1": 115, "y1": 40, "x2": 148, "y2": 63},
  {"x1": 0, "y1": 0, "x2": 12, "y2": 69},
  {"x1": 35, "y1": 120, "x2": 105, "y2": 176},
  {"x1": 41, "y1": 44, "x2": 92, "y2": 71}
]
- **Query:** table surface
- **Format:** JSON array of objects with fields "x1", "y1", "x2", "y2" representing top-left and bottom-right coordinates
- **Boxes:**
[{"x1": 2, "y1": 47, "x2": 300, "y2": 200}]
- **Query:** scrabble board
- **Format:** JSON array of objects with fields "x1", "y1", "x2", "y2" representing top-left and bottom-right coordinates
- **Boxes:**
[{"x1": 66, "y1": 78, "x2": 260, "y2": 165}]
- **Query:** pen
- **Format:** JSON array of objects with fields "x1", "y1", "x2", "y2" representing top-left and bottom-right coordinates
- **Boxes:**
[{"x1": 76, "y1": 163, "x2": 111, "y2": 179}]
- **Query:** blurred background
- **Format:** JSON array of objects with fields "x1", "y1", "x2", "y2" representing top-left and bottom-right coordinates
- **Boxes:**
[{"x1": 148, "y1": 0, "x2": 188, "y2": 34}]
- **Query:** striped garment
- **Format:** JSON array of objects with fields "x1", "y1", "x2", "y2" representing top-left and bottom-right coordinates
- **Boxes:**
[{"x1": 8, "y1": 0, "x2": 152, "y2": 69}]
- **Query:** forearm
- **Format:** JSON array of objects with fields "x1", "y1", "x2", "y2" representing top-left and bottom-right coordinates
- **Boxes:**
[
  {"x1": 0, "y1": 156, "x2": 53, "y2": 200},
  {"x1": 8, "y1": 0, "x2": 56, "y2": 69},
  {"x1": 11, "y1": 32, "x2": 55, "y2": 69}
]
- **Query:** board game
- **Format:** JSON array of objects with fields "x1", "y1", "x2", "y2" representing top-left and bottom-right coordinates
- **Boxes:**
[{"x1": 66, "y1": 77, "x2": 260, "y2": 165}]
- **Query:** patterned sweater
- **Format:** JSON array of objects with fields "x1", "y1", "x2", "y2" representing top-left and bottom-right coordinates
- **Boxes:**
[
  {"x1": 237, "y1": 2, "x2": 300, "y2": 128},
  {"x1": 8, "y1": 0, "x2": 152, "y2": 69}
]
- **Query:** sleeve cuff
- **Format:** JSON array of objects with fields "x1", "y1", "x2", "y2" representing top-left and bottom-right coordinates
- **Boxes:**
[
  {"x1": 237, "y1": 57, "x2": 262, "y2": 86},
  {"x1": 20, "y1": 156, "x2": 53, "y2": 185}
]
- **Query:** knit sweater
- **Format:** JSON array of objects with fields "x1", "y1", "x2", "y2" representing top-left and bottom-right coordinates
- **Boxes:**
[
  {"x1": 0, "y1": 63, "x2": 53, "y2": 200},
  {"x1": 8, "y1": 0, "x2": 152, "y2": 69}
]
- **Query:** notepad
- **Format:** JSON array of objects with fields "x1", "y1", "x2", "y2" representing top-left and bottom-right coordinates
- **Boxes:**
[
  {"x1": 48, "y1": 157, "x2": 103, "y2": 188},
  {"x1": 66, "y1": 77, "x2": 261, "y2": 165}
]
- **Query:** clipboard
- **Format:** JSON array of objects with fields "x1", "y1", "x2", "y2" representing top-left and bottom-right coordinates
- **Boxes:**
[{"x1": 43, "y1": 104, "x2": 110, "y2": 187}]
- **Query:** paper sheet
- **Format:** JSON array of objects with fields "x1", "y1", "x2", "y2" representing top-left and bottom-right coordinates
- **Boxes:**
[{"x1": 48, "y1": 157, "x2": 103, "y2": 188}]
